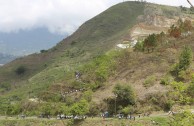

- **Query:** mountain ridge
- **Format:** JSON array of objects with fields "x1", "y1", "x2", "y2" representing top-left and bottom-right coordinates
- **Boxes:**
[{"x1": 0, "y1": 1, "x2": 194, "y2": 120}]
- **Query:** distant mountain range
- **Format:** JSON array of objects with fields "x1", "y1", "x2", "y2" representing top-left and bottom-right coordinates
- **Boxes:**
[
  {"x1": 0, "y1": 53, "x2": 17, "y2": 64},
  {"x1": 0, "y1": 27, "x2": 66, "y2": 64}
]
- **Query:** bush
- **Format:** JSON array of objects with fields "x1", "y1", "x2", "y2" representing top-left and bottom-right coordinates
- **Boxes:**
[
  {"x1": 40, "y1": 50, "x2": 48, "y2": 53},
  {"x1": 122, "y1": 106, "x2": 134, "y2": 116},
  {"x1": 15, "y1": 65, "x2": 27, "y2": 75},
  {"x1": 146, "y1": 93, "x2": 174, "y2": 111},
  {"x1": 188, "y1": 81, "x2": 194, "y2": 98},
  {"x1": 70, "y1": 99, "x2": 89, "y2": 116},
  {"x1": 113, "y1": 84, "x2": 136, "y2": 107},
  {"x1": 160, "y1": 75, "x2": 172, "y2": 85},
  {"x1": 171, "y1": 46, "x2": 193, "y2": 77},
  {"x1": 169, "y1": 111, "x2": 194, "y2": 126},
  {"x1": 178, "y1": 46, "x2": 193, "y2": 71},
  {"x1": 0, "y1": 82, "x2": 11, "y2": 91},
  {"x1": 88, "y1": 102, "x2": 100, "y2": 116},
  {"x1": 134, "y1": 41, "x2": 144, "y2": 52},
  {"x1": 82, "y1": 90, "x2": 93, "y2": 102},
  {"x1": 168, "y1": 81, "x2": 191, "y2": 104},
  {"x1": 143, "y1": 75, "x2": 156, "y2": 88}
]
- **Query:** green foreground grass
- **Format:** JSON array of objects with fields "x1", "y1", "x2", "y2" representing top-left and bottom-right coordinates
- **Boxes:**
[{"x1": 0, "y1": 116, "x2": 170, "y2": 126}]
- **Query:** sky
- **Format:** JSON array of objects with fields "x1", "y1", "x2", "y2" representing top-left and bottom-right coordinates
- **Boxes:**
[{"x1": 0, "y1": 0, "x2": 191, "y2": 35}]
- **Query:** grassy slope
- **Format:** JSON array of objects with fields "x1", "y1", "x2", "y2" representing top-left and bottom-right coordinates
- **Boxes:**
[
  {"x1": 1, "y1": 1, "x2": 194, "y2": 118},
  {"x1": 0, "y1": 2, "x2": 145, "y2": 98},
  {"x1": 0, "y1": 116, "x2": 170, "y2": 126}
]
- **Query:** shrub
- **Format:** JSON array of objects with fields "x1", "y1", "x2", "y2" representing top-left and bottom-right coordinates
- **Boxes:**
[
  {"x1": 113, "y1": 84, "x2": 136, "y2": 107},
  {"x1": 134, "y1": 41, "x2": 144, "y2": 52},
  {"x1": 169, "y1": 111, "x2": 194, "y2": 126},
  {"x1": 168, "y1": 81, "x2": 191, "y2": 104},
  {"x1": 143, "y1": 75, "x2": 156, "y2": 88},
  {"x1": 146, "y1": 93, "x2": 174, "y2": 111},
  {"x1": 168, "y1": 24, "x2": 181, "y2": 38},
  {"x1": 82, "y1": 90, "x2": 93, "y2": 102},
  {"x1": 88, "y1": 102, "x2": 100, "y2": 116},
  {"x1": 40, "y1": 50, "x2": 48, "y2": 53},
  {"x1": 171, "y1": 46, "x2": 193, "y2": 76},
  {"x1": 0, "y1": 82, "x2": 11, "y2": 91},
  {"x1": 160, "y1": 75, "x2": 172, "y2": 85},
  {"x1": 187, "y1": 81, "x2": 194, "y2": 98},
  {"x1": 122, "y1": 105, "x2": 134, "y2": 116},
  {"x1": 15, "y1": 65, "x2": 27, "y2": 75},
  {"x1": 70, "y1": 99, "x2": 89, "y2": 116},
  {"x1": 178, "y1": 46, "x2": 193, "y2": 71}
]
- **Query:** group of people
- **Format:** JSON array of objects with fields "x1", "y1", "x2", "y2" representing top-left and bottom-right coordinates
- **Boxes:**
[{"x1": 56, "y1": 114, "x2": 87, "y2": 120}]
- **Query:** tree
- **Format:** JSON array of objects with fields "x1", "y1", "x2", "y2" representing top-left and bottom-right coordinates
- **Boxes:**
[
  {"x1": 183, "y1": 19, "x2": 192, "y2": 32},
  {"x1": 168, "y1": 25, "x2": 181, "y2": 38},
  {"x1": 178, "y1": 46, "x2": 193, "y2": 71},
  {"x1": 113, "y1": 84, "x2": 136, "y2": 107},
  {"x1": 134, "y1": 41, "x2": 144, "y2": 52},
  {"x1": 144, "y1": 34, "x2": 157, "y2": 52},
  {"x1": 15, "y1": 66, "x2": 26, "y2": 75},
  {"x1": 71, "y1": 99, "x2": 89, "y2": 116}
]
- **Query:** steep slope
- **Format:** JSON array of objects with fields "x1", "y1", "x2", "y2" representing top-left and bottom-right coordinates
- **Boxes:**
[
  {"x1": 1, "y1": 1, "x2": 194, "y2": 116},
  {"x1": 0, "y1": 1, "x2": 145, "y2": 87}
]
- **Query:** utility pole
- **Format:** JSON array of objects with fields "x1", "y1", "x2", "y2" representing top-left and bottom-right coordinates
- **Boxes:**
[
  {"x1": 187, "y1": 0, "x2": 194, "y2": 8},
  {"x1": 115, "y1": 94, "x2": 118, "y2": 117}
]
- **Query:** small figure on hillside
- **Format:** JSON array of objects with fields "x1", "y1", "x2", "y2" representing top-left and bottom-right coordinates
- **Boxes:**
[{"x1": 75, "y1": 71, "x2": 81, "y2": 79}]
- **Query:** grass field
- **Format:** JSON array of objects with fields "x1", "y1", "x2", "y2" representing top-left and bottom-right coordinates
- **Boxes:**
[{"x1": 0, "y1": 115, "x2": 170, "y2": 126}]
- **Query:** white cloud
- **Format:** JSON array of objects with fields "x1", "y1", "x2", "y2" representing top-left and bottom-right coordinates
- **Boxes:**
[{"x1": 0, "y1": 0, "x2": 191, "y2": 35}]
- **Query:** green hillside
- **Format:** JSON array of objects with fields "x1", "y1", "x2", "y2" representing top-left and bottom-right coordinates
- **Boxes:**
[
  {"x1": 0, "y1": 1, "x2": 194, "y2": 125},
  {"x1": 0, "y1": 1, "x2": 146, "y2": 96}
]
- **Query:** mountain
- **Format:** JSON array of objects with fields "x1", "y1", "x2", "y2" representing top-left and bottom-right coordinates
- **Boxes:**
[
  {"x1": 0, "y1": 53, "x2": 17, "y2": 64},
  {"x1": 0, "y1": 1, "x2": 194, "y2": 122},
  {"x1": 0, "y1": 27, "x2": 65, "y2": 56}
]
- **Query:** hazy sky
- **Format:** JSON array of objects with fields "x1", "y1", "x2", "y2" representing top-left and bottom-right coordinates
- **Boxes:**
[{"x1": 0, "y1": 0, "x2": 191, "y2": 35}]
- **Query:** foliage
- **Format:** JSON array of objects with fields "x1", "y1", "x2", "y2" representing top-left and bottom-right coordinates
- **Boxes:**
[
  {"x1": 143, "y1": 75, "x2": 156, "y2": 88},
  {"x1": 0, "y1": 82, "x2": 11, "y2": 91},
  {"x1": 71, "y1": 99, "x2": 89, "y2": 115},
  {"x1": 80, "y1": 50, "x2": 120, "y2": 90},
  {"x1": 6, "y1": 103, "x2": 22, "y2": 115},
  {"x1": 168, "y1": 24, "x2": 181, "y2": 38},
  {"x1": 88, "y1": 102, "x2": 100, "y2": 116},
  {"x1": 40, "y1": 103, "x2": 52, "y2": 115},
  {"x1": 160, "y1": 75, "x2": 172, "y2": 85},
  {"x1": 82, "y1": 90, "x2": 93, "y2": 102},
  {"x1": 143, "y1": 34, "x2": 157, "y2": 52},
  {"x1": 122, "y1": 105, "x2": 134, "y2": 116},
  {"x1": 15, "y1": 65, "x2": 27, "y2": 75},
  {"x1": 134, "y1": 41, "x2": 144, "y2": 52},
  {"x1": 169, "y1": 111, "x2": 194, "y2": 126},
  {"x1": 168, "y1": 81, "x2": 191, "y2": 104},
  {"x1": 178, "y1": 18, "x2": 191, "y2": 33},
  {"x1": 40, "y1": 50, "x2": 48, "y2": 53},
  {"x1": 113, "y1": 84, "x2": 136, "y2": 107},
  {"x1": 178, "y1": 46, "x2": 193, "y2": 71},
  {"x1": 172, "y1": 46, "x2": 193, "y2": 76},
  {"x1": 187, "y1": 76, "x2": 194, "y2": 98},
  {"x1": 146, "y1": 93, "x2": 174, "y2": 111}
]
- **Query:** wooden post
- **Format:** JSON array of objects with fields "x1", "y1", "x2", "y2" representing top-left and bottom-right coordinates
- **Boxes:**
[{"x1": 187, "y1": 0, "x2": 194, "y2": 8}]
